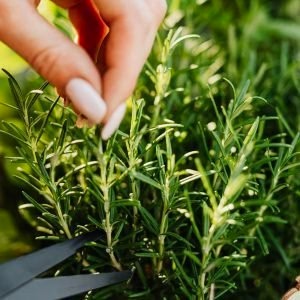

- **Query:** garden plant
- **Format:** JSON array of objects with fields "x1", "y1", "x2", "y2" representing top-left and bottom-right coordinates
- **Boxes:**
[{"x1": 1, "y1": 0, "x2": 300, "y2": 299}]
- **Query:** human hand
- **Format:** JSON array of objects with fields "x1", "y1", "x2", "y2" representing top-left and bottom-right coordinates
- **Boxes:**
[{"x1": 0, "y1": 0, "x2": 167, "y2": 139}]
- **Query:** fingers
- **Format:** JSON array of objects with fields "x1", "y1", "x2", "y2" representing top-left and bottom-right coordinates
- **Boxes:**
[
  {"x1": 93, "y1": 0, "x2": 167, "y2": 139},
  {"x1": 98, "y1": 19, "x2": 155, "y2": 139},
  {"x1": 0, "y1": 0, "x2": 107, "y2": 124},
  {"x1": 68, "y1": 0, "x2": 109, "y2": 61},
  {"x1": 0, "y1": 0, "x2": 167, "y2": 139}
]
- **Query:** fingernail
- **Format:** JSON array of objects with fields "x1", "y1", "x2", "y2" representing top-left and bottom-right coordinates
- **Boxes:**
[
  {"x1": 66, "y1": 78, "x2": 107, "y2": 124},
  {"x1": 101, "y1": 103, "x2": 126, "y2": 140}
]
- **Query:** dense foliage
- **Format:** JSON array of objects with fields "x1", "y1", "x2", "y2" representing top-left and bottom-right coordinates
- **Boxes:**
[{"x1": 1, "y1": 0, "x2": 300, "y2": 299}]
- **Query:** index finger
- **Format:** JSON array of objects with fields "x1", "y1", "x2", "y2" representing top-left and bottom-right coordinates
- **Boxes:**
[{"x1": 93, "y1": 0, "x2": 167, "y2": 138}]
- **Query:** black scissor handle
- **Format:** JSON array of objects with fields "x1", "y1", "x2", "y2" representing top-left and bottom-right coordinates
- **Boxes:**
[
  {"x1": 3, "y1": 271, "x2": 132, "y2": 300},
  {"x1": 0, "y1": 231, "x2": 131, "y2": 299}
]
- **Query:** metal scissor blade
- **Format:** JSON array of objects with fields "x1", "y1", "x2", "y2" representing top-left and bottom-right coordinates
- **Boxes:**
[
  {"x1": 3, "y1": 271, "x2": 132, "y2": 300},
  {"x1": 0, "y1": 231, "x2": 101, "y2": 298}
]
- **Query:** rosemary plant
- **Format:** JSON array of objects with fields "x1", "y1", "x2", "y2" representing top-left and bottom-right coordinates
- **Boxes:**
[{"x1": 1, "y1": 1, "x2": 300, "y2": 299}]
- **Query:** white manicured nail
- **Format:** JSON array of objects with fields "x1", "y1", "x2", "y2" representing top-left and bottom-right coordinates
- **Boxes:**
[
  {"x1": 101, "y1": 103, "x2": 126, "y2": 140},
  {"x1": 66, "y1": 78, "x2": 107, "y2": 124}
]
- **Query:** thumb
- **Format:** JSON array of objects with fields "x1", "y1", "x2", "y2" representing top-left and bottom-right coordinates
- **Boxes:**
[{"x1": 0, "y1": 1, "x2": 106, "y2": 124}]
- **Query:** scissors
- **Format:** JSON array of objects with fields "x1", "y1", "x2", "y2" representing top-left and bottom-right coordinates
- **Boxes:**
[{"x1": 0, "y1": 231, "x2": 131, "y2": 300}]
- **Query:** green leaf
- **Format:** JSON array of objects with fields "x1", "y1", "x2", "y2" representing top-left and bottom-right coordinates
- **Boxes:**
[
  {"x1": 183, "y1": 250, "x2": 201, "y2": 266},
  {"x1": 236, "y1": 79, "x2": 250, "y2": 108},
  {"x1": 1, "y1": 121, "x2": 27, "y2": 141},
  {"x1": 0, "y1": 129, "x2": 29, "y2": 146},
  {"x1": 257, "y1": 227, "x2": 269, "y2": 255},
  {"x1": 135, "y1": 252, "x2": 160, "y2": 258},
  {"x1": 22, "y1": 191, "x2": 47, "y2": 214},
  {"x1": 2, "y1": 69, "x2": 23, "y2": 111},
  {"x1": 56, "y1": 119, "x2": 68, "y2": 151},
  {"x1": 0, "y1": 101, "x2": 19, "y2": 111},
  {"x1": 131, "y1": 171, "x2": 161, "y2": 190},
  {"x1": 138, "y1": 206, "x2": 159, "y2": 234},
  {"x1": 164, "y1": 232, "x2": 194, "y2": 247},
  {"x1": 88, "y1": 215, "x2": 105, "y2": 230},
  {"x1": 110, "y1": 200, "x2": 140, "y2": 208},
  {"x1": 26, "y1": 81, "x2": 49, "y2": 111},
  {"x1": 36, "y1": 96, "x2": 60, "y2": 143},
  {"x1": 170, "y1": 252, "x2": 196, "y2": 290}
]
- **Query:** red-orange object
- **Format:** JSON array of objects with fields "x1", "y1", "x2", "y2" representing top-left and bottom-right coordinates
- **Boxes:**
[{"x1": 69, "y1": 0, "x2": 109, "y2": 62}]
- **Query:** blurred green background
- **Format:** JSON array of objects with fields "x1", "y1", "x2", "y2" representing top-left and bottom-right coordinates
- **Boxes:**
[
  {"x1": 0, "y1": 47, "x2": 35, "y2": 261},
  {"x1": 0, "y1": 1, "x2": 69, "y2": 261}
]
